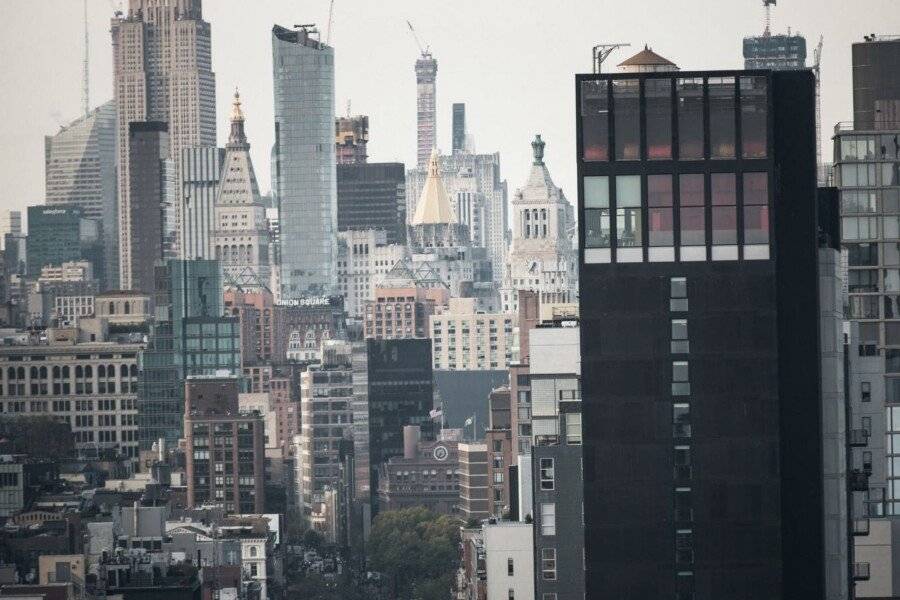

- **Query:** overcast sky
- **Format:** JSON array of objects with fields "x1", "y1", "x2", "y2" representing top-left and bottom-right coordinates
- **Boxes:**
[{"x1": 2, "y1": 0, "x2": 899, "y2": 227}]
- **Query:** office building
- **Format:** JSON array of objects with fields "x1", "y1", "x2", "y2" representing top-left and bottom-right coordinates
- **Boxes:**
[
  {"x1": 458, "y1": 442, "x2": 489, "y2": 521},
  {"x1": 377, "y1": 425, "x2": 460, "y2": 515},
  {"x1": 337, "y1": 162, "x2": 407, "y2": 245},
  {"x1": 452, "y1": 103, "x2": 466, "y2": 153},
  {"x1": 429, "y1": 298, "x2": 514, "y2": 371},
  {"x1": 0, "y1": 210, "x2": 21, "y2": 251},
  {"x1": 484, "y1": 387, "x2": 513, "y2": 517},
  {"x1": 501, "y1": 135, "x2": 577, "y2": 313},
  {"x1": 335, "y1": 115, "x2": 368, "y2": 165},
  {"x1": 272, "y1": 25, "x2": 337, "y2": 298},
  {"x1": 212, "y1": 91, "x2": 271, "y2": 292},
  {"x1": 0, "y1": 336, "x2": 142, "y2": 458},
  {"x1": 112, "y1": 0, "x2": 216, "y2": 287},
  {"x1": 127, "y1": 122, "x2": 177, "y2": 294},
  {"x1": 185, "y1": 377, "x2": 266, "y2": 514},
  {"x1": 297, "y1": 341, "x2": 354, "y2": 513},
  {"x1": 44, "y1": 101, "x2": 118, "y2": 288},
  {"x1": 336, "y1": 229, "x2": 408, "y2": 319},
  {"x1": 482, "y1": 522, "x2": 534, "y2": 600},
  {"x1": 26, "y1": 206, "x2": 102, "y2": 284},
  {"x1": 852, "y1": 36, "x2": 900, "y2": 130},
  {"x1": 272, "y1": 297, "x2": 346, "y2": 362},
  {"x1": 364, "y1": 284, "x2": 448, "y2": 340},
  {"x1": 577, "y1": 55, "x2": 829, "y2": 597},
  {"x1": 743, "y1": 32, "x2": 807, "y2": 70},
  {"x1": 407, "y1": 149, "x2": 508, "y2": 285},
  {"x1": 182, "y1": 146, "x2": 225, "y2": 261},
  {"x1": 352, "y1": 338, "x2": 434, "y2": 509},
  {"x1": 138, "y1": 259, "x2": 240, "y2": 450},
  {"x1": 415, "y1": 50, "x2": 437, "y2": 167}
]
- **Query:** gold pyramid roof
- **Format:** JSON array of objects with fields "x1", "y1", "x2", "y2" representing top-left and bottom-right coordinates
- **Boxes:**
[{"x1": 411, "y1": 149, "x2": 457, "y2": 225}]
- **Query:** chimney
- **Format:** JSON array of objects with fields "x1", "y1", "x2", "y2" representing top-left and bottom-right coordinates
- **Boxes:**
[{"x1": 403, "y1": 425, "x2": 421, "y2": 460}]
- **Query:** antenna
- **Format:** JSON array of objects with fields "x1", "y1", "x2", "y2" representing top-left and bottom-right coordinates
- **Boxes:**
[
  {"x1": 325, "y1": 0, "x2": 335, "y2": 46},
  {"x1": 813, "y1": 35, "x2": 824, "y2": 172},
  {"x1": 83, "y1": 0, "x2": 90, "y2": 116},
  {"x1": 592, "y1": 43, "x2": 630, "y2": 74}
]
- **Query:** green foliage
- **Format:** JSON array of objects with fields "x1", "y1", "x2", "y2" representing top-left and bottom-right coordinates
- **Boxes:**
[
  {"x1": 303, "y1": 528, "x2": 325, "y2": 550},
  {"x1": 0, "y1": 416, "x2": 74, "y2": 460},
  {"x1": 368, "y1": 507, "x2": 460, "y2": 600}
]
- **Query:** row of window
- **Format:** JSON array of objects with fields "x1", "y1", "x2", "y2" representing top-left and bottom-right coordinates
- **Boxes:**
[
  {"x1": 583, "y1": 173, "x2": 769, "y2": 264},
  {"x1": 580, "y1": 75, "x2": 768, "y2": 162}
]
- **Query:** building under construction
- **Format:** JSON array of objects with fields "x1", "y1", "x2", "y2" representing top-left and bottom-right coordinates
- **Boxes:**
[{"x1": 742, "y1": 1, "x2": 807, "y2": 70}]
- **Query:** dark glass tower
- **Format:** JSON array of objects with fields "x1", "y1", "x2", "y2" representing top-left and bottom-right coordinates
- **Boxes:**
[{"x1": 577, "y1": 68, "x2": 825, "y2": 598}]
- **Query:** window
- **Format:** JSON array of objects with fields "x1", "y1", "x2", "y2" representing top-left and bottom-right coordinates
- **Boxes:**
[
  {"x1": 743, "y1": 173, "x2": 769, "y2": 245},
  {"x1": 740, "y1": 76, "x2": 767, "y2": 158},
  {"x1": 675, "y1": 487, "x2": 693, "y2": 522},
  {"x1": 862, "y1": 381, "x2": 872, "y2": 402},
  {"x1": 508, "y1": 590, "x2": 515, "y2": 600},
  {"x1": 709, "y1": 77, "x2": 736, "y2": 158},
  {"x1": 672, "y1": 361, "x2": 690, "y2": 397},
  {"x1": 540, "y1": 503, "x2": 556, "y2": 536},
  {"x1": 676, "y1": 529, "x2": 694, "y2": 565},
  {"x1": 616, "y1": 176, "x2": 642, "y2": 247},
  {"x1": 584, "y1": 177, "x2": 610, "y2": 248},
  {"x1": 646, "y1": 78, "x2": 672, "y2": 160},
  {"x1": 679, "y1": 175, "x2": 705, "y2": 246},
  {"x1": 540, "y1": 458, "x2": 555, "y2": 490},
  {"x1": 674, "y1": 403, "x2": 692, "y2": 438},
  {"x1": 841, "y1": 163, "x2": 877, "y2": 187},
  {"x1": 672, "y1": 319, "x2": 689, "y2": 353},
  {"x1": 507, "y1": 557, "x2": 514, "y2": 576},
  {"x1": 849, "y1": 244, "x2": 878, "y2": 266},
  {"x1": 843, "y1": 190, "x2": 878, "y2": 214},
  {"x1": 677, "y1": 78, "x2": 704, "y2": 159},
  {"x1": 671, "y1": 277, "x2": 687, "y2": 298},
  {"x1": 581, "y1": 80, "x2": 609, "y2": 161},
  {"x1": 711, "y1": 173, "x2": 737, "y2": 245},
  {"x1": 648, "y1": 175, "x2": 674, "y2": 246},
  {"x1": 614, "y1": 79, "x2": 640, "y2": 160},
  {"x1": 541, "y1": 548, "x2": 557, "y2": 581}
]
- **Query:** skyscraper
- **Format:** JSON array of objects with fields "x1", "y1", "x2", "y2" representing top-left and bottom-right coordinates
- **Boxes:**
[
  {"x1": 128, "y1": 122, "x2": 176, "y2": 295},
  {"x1": 577, "y1": 54, "x2": 829, "y2": 598},
  {"x1": 337, "y1": 162, "x2": 407, "y2": 245},
  {"x1": 335, "y1": 115, "x2": 369, "y2": 165},
  {"x1": 272, "y1": 24, "x2": 337, "y2": 299},
  {"x1": 44, "y1": 100, "x2": 117, "y2": 288},
  {"x1": 182, "y1": 146, "x2": 225, "y2": 261},
  {"x1": 112, "y1": 0, "x2": 216, "y2": 289},
  {"x1": 452, "y1": 103, "x2": 466, "y2": 153},
  {"x1": 26, "y1": 206, "x2": 101, "y2": 281},
  {"x1": 852, "y1": 36, "x2": 900, "y2": 130},
  {"x1": 212, "y1": 91, "x2": 271, "y2": 292},
  {"x1": 415, "y1": 51, "x2": 438, "y2": 168}
]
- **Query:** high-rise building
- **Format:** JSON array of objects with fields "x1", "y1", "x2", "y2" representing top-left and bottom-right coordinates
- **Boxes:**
[
  {"x1": 852, "y1": 36, "x2": 900, "y2": 130},
  {"x1": 364, "y1": 284, "x2": 448, "y2": 340},
  {"x1": 297, "y1": 341, "x2": 354, "y2": 513},
  {"x1": 127, "y1": 122, "x2": 176, "y2": 294},
  {"x1": 26, "y1": 206, "x2": 102, "y2": 285},
  {"x1": 577, "y1": 56, "x2": 831, "y2": 598},
  {"x1": 182, "y1": 146, "x2": 225, "y2": 261},
  {"x1": 429, "y1": 298, "x2": 515, "y2": 371},
  {"x1": 501, "y1": 135, "x2": 577, "y2": 313},
  {"x1": 743, "y1": 32, "x2": 807, "y2": 70},
  {"x1": 112, "y1": 0, "x2": 216, "y2": 288},
  {"x1": 44, "y1": 101, "x2": 117, "y2": 288},
  {"x1": 458, "y1": 442, "x2": 489, "y2": 521},
  {"x1": 415, "y1": 51, "x2": 438, "y2": 168},
  {"x1": 0, "y1": 210, "x2": 21, "y2": 251},
  {"x1": 272, "y1": 25, "x2": 337, "y2": 299},
  {"x1": 337, "y1": 162, "x2": 407, "y2": 245},
  {"x1": 185, "y1": 376, "x2": 266, "y2": 514},
  {"x1": 138, "y1": 259, "x2": 240, "y2": 450},
  {"x1": 335, "y1": 115, "x2": 368, "y2": 165},
  {"x1": 212, "y1": 91, "x2": 271, "y2": 292},
  {"x1": 452, "y1": 103, "x2": 466, "y2": 153},
  {"x1": 336, "y1": 229, "x2": 409, "y2": 319}
]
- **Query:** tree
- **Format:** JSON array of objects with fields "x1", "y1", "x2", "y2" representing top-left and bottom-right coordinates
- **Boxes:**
[
  {"x1": 368, "y1": 507, "x2": 460, "y2": 600},
  {"x1": 303, "y1": 528, "x2": 324, "y2": 550}
]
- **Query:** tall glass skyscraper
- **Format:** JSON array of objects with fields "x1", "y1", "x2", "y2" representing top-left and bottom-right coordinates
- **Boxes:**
[{"x1": 272, "y1": 25, "x2": 337, "y2": 299}]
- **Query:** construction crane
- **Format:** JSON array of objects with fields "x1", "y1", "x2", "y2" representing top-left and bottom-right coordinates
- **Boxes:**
[
  {"x1": 763, "y1": 0, "x2": 776, "y2": 35},
  {"x1": 406, "y1": 20, "x2": 430, "y2": 57},
  {"x1": 813, "y1": 35, "x2": 824, "y2": 173},
  {"x1": 325, "y1": 0, "x2": 335, "y2": 46},
  {"x1": 592, "y1": 43, "x2": 630, "y2": 74},
  {"x1": 82, "y1": 0, "x2": 90, "y2": 117}
]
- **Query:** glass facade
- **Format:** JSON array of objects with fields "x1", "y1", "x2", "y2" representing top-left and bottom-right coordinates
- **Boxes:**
[
  {"x1": 579, "y1": 73, "x2": 772, "y2": 265},
  {"x1": 272, "y1": 26, "x2": 337, "y2": 298}
]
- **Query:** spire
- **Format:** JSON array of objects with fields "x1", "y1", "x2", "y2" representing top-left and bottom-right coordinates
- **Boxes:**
[
  {"x1": 228, "y1": 88, "x2": 247, "y2": 147},
  {"x1": 532, "y1": 134, "x2": 545, "y2": 166},
  {"x1": 411, "y1": 150, "x2": 457, "y2": 225}
]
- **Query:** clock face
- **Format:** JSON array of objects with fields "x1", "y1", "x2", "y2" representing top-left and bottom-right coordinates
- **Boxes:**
[{"x1": 433, "y1": 446, "x2": 449, "y2": 461}]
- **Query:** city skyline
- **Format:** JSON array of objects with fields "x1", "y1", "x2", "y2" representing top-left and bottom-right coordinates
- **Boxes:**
[{"x1": 3, "y1": 0, "x2": 898, "y2": 228}]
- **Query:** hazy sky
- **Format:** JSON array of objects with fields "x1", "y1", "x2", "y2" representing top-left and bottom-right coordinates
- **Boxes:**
[{"x1": 2, "y1": 0, "x2": 899, "y2": 228}]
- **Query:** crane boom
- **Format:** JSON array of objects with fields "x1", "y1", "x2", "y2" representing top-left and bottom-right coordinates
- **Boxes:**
[
  {"x1": 326, "y1": 0, "x2": 335, "y2": 45},
  {"x1": 406, "y1": 20, "x2": 429, "y2": 56}
]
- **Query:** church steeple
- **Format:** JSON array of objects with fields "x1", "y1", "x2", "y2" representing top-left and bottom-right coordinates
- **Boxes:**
[{"x1": 228, "y1": 88, "x2": 248, "y2": 147}]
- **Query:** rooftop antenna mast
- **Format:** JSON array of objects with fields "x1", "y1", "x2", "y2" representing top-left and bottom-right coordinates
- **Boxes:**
[
  {"x1": 763, "y1": 0, "x2": 775, "y2": 36},
  {"x1": 813, "y1": 35, "x2": 824, "y2": 171},
  {"x1": 325, "y1": 0, "x2": 335, "y2": 46},
  {"x1": 82, "y1": 0, "x2": 90, "y2": 116},
  {"x1": 592, "y1": 43, "x2": 630, "y2": 74}
]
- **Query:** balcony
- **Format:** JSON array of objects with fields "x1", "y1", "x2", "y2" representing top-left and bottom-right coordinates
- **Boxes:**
[
  {"x1": 848, "y1": 428, "x2": 870, "y2": 447},
  {"x1": 850, "y1": 469, "x2": 870, "y2": 492},
  {"x1": 853, "y1": 518, "x2": 871, "y2": 536},
  {"x1": 853, "y1": 562, "x2": 871, "y2": 581}
]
